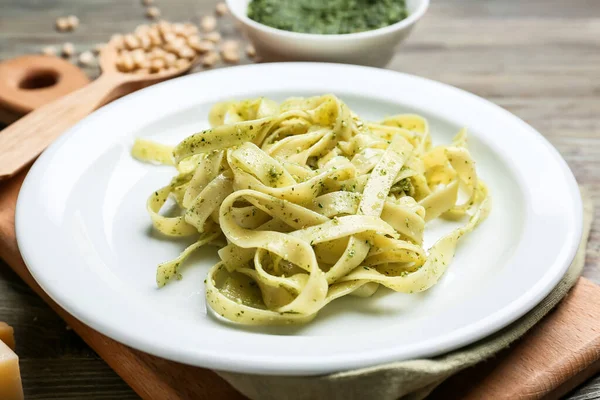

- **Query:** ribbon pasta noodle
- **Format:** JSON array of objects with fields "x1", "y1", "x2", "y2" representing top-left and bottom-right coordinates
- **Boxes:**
[{"x1": 132, "y1": 95, "x2": 491, "y2": 325}]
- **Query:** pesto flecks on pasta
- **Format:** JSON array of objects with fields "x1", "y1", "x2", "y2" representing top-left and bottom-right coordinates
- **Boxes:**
[{"x1": 132, "y1": 95, "x2": 491, "y2": 325}]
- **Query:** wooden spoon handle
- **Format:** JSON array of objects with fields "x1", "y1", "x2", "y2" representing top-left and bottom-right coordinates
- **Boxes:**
[{"x1": 0, "y1": 73, "x2": 125, "y2": 180}]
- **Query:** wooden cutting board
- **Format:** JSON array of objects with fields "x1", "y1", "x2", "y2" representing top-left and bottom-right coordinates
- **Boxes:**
[
  {"x1": 0, "y1": 56, "x2": 599, "y2": 400},
  {"x1": 0, "y1": 171, "x2": 245, "y2": 399}
]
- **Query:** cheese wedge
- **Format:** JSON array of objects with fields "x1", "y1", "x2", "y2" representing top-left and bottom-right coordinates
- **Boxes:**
[
  {"x1": 0, "y1": 339, "x2": 24, "y2": 400},
  {"x1": 0, "y1": 322, "x2": 15, "y2": 350}
]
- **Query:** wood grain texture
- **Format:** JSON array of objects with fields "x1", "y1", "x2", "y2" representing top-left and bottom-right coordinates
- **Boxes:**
[
  {"x1": 0, "y1": 55, "x2": 90, "y2": 118},
  {"x1": 0, "y1": 46, "x2": 195, "y2": 180},
  {"x1": 429, "y1": 279, "x2": 600, "y2": 400},
  {"x1": 0, "y1": 171, "x2": 244, "y2": 400},
  {"x1": 0, "y1": 0, "x2": 599, "y2": 398},
  {"x1": 1, "y1": 170, "x2": 598, "y2": 400},
  {"x1": 0, "y1": 72, "x2": 126, "y2": 179}
]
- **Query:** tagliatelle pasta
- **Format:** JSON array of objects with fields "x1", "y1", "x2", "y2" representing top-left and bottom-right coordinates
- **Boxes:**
[{"x1": 132, "y1": 95, "x2": 491, "y2": 325}]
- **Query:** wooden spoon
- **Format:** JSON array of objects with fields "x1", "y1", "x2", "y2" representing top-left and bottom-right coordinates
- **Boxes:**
[
  {"x1": 0, "y1": 55, "x2": 90, "y2": 124},
  {"x1": 0, "y1": 44, "x2": 194, "y2": 180}
]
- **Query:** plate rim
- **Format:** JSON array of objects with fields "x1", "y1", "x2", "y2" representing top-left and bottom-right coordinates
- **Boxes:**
[{"x1": 15, "y1": 62, "x2": 582, "y2": 375}]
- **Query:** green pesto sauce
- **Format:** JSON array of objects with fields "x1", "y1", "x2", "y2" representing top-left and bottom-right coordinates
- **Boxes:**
[{"x1": 247, "y1": 0, "x2": 409, "y2": 35}]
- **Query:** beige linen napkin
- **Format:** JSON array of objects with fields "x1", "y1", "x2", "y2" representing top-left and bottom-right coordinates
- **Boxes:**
[{"x1": 218, "y1": 188, "x2": 594, "y2": 400}]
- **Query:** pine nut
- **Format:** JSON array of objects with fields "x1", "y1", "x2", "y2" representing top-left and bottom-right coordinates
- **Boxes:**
[
  {"x1": 172, "y1": 23, "x2": 186, "y2": 36},
  {"x1": 215, "y1": 2, "x2": 229, "y2": 16},
  {"x1": 135, "y1": 24, "x2": 151, "y2": 35},
  {"x1": 119, "y1": 52, "x2": 135, "y2": 72},
  {"x1": 164, "y1": 52, "x2": 177, "y2": 67},
  {"x1": 205, "y1": 31, "x2": 221, "y2": 43},
  {"x1": 55, "y1": 17, "x2": 70, "y2": 32},
  {"x1": 187, "y1": 35, "x2": 200, "y2": 45},
  {"x1": 148, "y1": 30, "x2": 162, "y2": 46},
  {"x1": 150, "y1": 58, "x2": 166, "y2": 72},
  {"x1": 110, "y1": 34, "x2": 125, "y2": 50},
  {"x1": 175, "y1": 58, "x2": 190, "y2": 70},
  {"x1": 138, "y1": 34, "x2": 151, "y2": 50},
  {"x1": 190, "y1": 40, "x2": 214, "y2": 54},
  {"x1": 157, "y1": 20, "x2": 171, "y2": 35},
  {"x1": 178, "y1": 46, "x2": 195, "y2": 60},
  {"x1": 42, "y1": 46, "x2": 57, "y2": 56},
  {"x1": 124, "y1": 34, "x2": 140, "y2": 50},
  {"x1": 163, "y1": 32, "x2": 177, "y2": 44},
  {"x1": 78, "y1": 51, "x2": 95, "y2": 66},
  {"x1": 66, "y1": 15, "x2": 79, "y2": 30},
  {"x1": 202, "y1": 51, "x2": 219, "y2": 67},
  {"x1": 183, "y1": 23, "x2": 199, "y2": 36},
  {"x1": 221, "y1": 39, "x2": 239, "y2": 52},
  {"x1": 62, "y1": 42, "x2": 75, "y2": 57},
  {"x1": 149, "y1": 47, "x2": 167, "y2": 60},
  {"x1": 131, "y1": 50, "x2": 147, "y2": 68},
  {"x1": 146, "y1": 6, "x2": 161, "y2": 19},
  {"x1": 93, "y1": 43, "x2": 105, "y2": 54},
  {"x1": 201, "y1": 16, "x2": 217, "y2": 32},
  {"x1": 222, "y1": 49, "x2": 240, "y2": 64},
  {"x1": 246, "y1": 44, "x2": 256, "y2": 58}
]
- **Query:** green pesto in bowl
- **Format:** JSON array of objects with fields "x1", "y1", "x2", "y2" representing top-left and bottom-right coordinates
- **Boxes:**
[{"x1": 247, "y1": 0, "x2": 409, "y2": 35}]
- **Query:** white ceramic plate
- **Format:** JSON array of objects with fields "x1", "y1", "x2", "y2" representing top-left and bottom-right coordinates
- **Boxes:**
[{"x1": 16, "y1": 63, "x2": 582, "y2": 375}]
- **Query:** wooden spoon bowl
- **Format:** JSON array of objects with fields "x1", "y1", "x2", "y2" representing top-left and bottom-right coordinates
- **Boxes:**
[
  {"x1": 0, "y1": 55, "x2": 90, "y2": 123},
  {"x1": 0, "y1": 42, "x2": 194, "y2": 180}
]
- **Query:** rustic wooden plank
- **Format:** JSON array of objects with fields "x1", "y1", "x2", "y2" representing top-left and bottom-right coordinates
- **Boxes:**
[
  {"x1": 429, "y1": 279, "x2": 600, "y2": 399},
  {"x1": 569, "y1": 375, "x2": 600, "y2": 400},
  {"x1": 19, "y1": 358, "x2": 138, "y2": 400},
  {"x1": 0, "y1": 170, "x2": 244, "y2": 400},
  {"x1": 0, "y1": 0, "x2": 599, "y2": 398},
  {"x1": 0, "y1": 257, "x2": 138, "y2": 398}
]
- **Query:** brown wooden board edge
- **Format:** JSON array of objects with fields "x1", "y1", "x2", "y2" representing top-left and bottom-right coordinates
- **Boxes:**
[
  {"x1": 430, "y1": 278, "x2": 600, "y2": 399},
  {"x1": 3, "y1": 169, "x2": 600, "y2": 399},
  {"x1": 0, "y1": 171, "x2": 245, "y2": 400},
  {"x1": 1, "y1": 148, "x2": 599, "y2": 400}
]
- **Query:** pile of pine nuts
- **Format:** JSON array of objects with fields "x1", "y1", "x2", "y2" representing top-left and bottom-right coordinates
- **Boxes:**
[
  {"x1": 111, "y1": 21, "x2": 204, "y2": 73},
  {"x1": 43, "y1": 2, "x2": 257, "y2": 72}
]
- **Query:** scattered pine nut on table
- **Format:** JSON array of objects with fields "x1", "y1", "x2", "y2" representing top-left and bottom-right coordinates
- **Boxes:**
[
  {"x1": 61, "y1": 42, "x2": 74, "y2": 57},
  {"x1": 205, "y1": 31, "x2": 221, "y2": 43},
  {"x1": 246, "y1": 44, "x2": 256, "y2": 58},
  {"x1": 66, "y1": 15, "x2": 79, "y2": 30},
  {"x1": 55, "y1": 17, "x2": 70, "y2": 32},
  {"x1": 41, "y1": 46, "x2": 56, "y2": 56},
  {"x1": 146, "y1": 6, "x2": 160, "y2": 19},
  {"x1": 202, "y1": 50, "x2": 219, "y2": 67},
  {"x1": 201, "y1": 15, "x2": 217, "y2": 32},
  {"x1": 78, "y1": 51, "x2": 95, "y2": 66},
  {"x1": 215, "y1": 2, "x2": 228, "y2": 16}
]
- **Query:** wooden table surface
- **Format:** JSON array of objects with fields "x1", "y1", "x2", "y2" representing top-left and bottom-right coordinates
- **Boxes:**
[{"x1": 1, "y1": 0, "x2": 599, "y2": 398}]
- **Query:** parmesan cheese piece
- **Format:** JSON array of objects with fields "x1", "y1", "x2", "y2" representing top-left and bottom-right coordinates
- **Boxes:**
[
  {"x1": 0, "y1": 322, "x2": 15, "y2": 350},
  {"x1": 0, "y1": 339, "x2": 23, "y2": 400}
]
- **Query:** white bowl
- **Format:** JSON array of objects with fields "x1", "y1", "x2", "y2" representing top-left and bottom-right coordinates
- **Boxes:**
[{"x1": 226, "y1": 0, "x2": 429, "y2": 67}]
